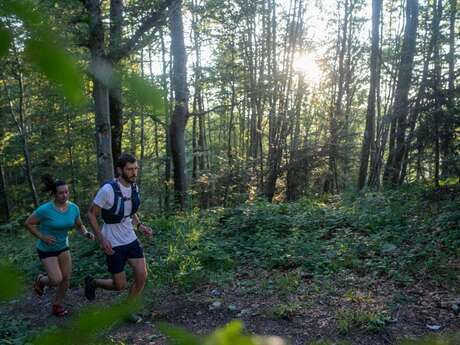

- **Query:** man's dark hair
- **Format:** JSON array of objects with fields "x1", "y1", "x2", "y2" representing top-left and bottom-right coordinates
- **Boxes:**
[{"x1": 116, "y1": 153, "x2": 137, "y2": 169}]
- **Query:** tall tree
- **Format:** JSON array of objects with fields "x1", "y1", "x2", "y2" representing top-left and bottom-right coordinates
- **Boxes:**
[
  {"x1": 399, "y1": 1, "x2": 438, "y2": 184},
  {"x1": 265, "y1": 0, "x2": 304, "y2": 201},
  {"x1": 159, "y1": 28, "x2": 172, "y2": 209},
  {"x1": 169, "y1": 0, "x2": 189, "y2": 208},
  {"x1": 358, "y1": 0, "x2": 382, "y2": 190},
  {"x1": 441, "y1": 0, "x2": 457, "y2": 176},
  {"x1": 432, "y1": 0, "x2": 443, "y2": 186},
  {"x1": 1, "y1": 39, "x2": 39, "y2": 207},
  {"x1": 81, "y1": 0, "x2": 172, "y2": 174},
  {"x1": 0, "y1": 112, "x2": 10, "y2": 221},
  {"x1": 190, "y1": 0, "x2": 207, "y2": 181},
  {"x1": 108, "y1": 0, "x2": 124, "y2": 163},
  {"x1": 83, "y1": 0, "x2": 114, "y2": 183},
  {"x1": 383, "y1": 0, "x2": 419, "y2": 185},
  {"x1": 0, "y1": 162, "x2": 9, "y2": 222},
  {"x1": 324, "y1": 0, "x2": 351, "y2": 194},
  {"x1": 368, "y1": 0, "x2": 403, "y2": 188}
]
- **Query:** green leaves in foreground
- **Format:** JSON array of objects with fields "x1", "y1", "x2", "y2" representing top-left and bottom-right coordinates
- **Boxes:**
[
  {"x1": 88, "y1": 59, "x2": 164, "y2": 117},
  {"x1": 1, "y1": 0, "x2": 163, "y2": 109},
  {"x1": 159, "y1": 320, "x2": 460, "y2": 345},
  {"x1": 0, "y1": 261, "x2": 24, "y2": 301},
  {"x1": 0, "y1": 24, "x2": 12, "y2": 58},
  {"x1": 125, "y1": 73, "x2": 165, "y2": 115},
  {"x1": 158, "y1": 320, "x2": 259, "y2": 345},
  {"x1": 31, "y1": 300, "x2": 141, "y2": 345},
  {"x1": 25, "y1": 39, "x2": 84, "y2": 105},
  {"x1": 1, "y1": 0, "x2": 84, "y2": 104}
]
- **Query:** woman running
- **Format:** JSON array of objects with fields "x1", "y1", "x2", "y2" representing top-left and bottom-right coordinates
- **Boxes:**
[{"x1": 24, "y1": 174, "x2": 94, "y2": 316}]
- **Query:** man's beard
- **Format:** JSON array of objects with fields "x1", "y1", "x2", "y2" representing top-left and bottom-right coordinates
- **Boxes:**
[{"x1": 122, "y1": 172, "x2": 136, "y2": 183}]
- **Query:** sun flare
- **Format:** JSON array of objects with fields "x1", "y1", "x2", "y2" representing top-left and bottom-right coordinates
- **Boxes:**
[{"x1": 293, "y1": 53, "x2": 322, "y2": 84}]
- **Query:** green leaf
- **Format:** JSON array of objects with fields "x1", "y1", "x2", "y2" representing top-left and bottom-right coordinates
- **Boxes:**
[
  {"x1": 0, "y1": 25, "x2": 12, "y2": 58},
  {"x1": 210, "y1": 320, "x2": 255, "y2": 345},
  {"x1": 157, "y1": 322, "x2": 202, "y2": 345},
  {"x1": 32, "y1": 300, "x2": 141, "y2": 345},
  {"x1": 0, "y1": 262, "x2": 24, "y2": 301},
  {"x1": 125, "y1": 73, "x2": 165, "y2": 114},
  {"x1": 0, "y1": 0, "x2": 40, "y2": 26},
  {"x1": 76, "y1": 300, "x2": 140, "y2": 333},
  {"x1": 158, "y1": 321, "x2": 257, "y2": 345},
  {"x1": 25, "y1": 39, "x2": 84, "y2": 105}
]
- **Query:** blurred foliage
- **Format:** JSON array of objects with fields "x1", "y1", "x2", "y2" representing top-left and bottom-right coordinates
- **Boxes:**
[
  {"x1": 31, "y1": 300, "x2": 140, "y2": 345},
  {"x1": 0, "y1": 261, "x2": 24, "y2": 301},
  {"x1": 0, "y1": 0, "x2": 84, "y2": 104},
  {"x1": 159, "y1": 320, "x2": 256, "y2": 345}
]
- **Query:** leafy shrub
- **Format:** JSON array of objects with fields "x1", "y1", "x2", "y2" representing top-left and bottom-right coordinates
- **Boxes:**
[
  {"x1": 337, "y1": 308, "x2": 390, "y2": 334},
  {"x1": 264, "y1": 302, "x2": 302, "y2": 320}
]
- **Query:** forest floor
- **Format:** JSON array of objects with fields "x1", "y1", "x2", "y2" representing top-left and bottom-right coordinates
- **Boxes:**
[{"x1": 3, "y1": 268, "x2": 460, "y2": 345}]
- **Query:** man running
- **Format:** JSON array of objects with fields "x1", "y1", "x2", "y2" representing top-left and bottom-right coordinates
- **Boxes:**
[{"x1": 85, "y1": 153, "x2": 152, "y2": 312}]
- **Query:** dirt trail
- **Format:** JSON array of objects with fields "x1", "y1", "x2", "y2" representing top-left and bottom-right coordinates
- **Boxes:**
[{"x1": 3, "y1": 276, "x2": 460, "y2": 345}]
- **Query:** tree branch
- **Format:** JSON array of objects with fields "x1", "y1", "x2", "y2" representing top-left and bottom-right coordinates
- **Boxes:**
[
  {"x1": 109, "y1": 0, "x2": 174, "y2": 61},
  {"x1": 189, "y1": 105, "x2": 232, "y2": 118}
]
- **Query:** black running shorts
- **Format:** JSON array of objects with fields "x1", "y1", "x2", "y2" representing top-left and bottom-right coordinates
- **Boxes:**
[
  {"x1": 37, "y1": 247, "x2": 69, "y2": 260},
  {"x1": 106, "y1": 239, "x2": 144, "y2": 274}
]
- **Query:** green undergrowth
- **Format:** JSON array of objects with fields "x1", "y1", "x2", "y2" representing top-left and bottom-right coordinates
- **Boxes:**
[
  {"x1": 1, "y1": 183, "x2": 459, "y2": 295},
  {"x1": 147, "y1": 183, "x2": 459, "y2": 291},
  {"x1": 217, "y1": 184, "x2": 460, "y2": 285}
]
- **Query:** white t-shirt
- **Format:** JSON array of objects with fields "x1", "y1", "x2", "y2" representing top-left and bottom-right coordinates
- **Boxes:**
[{"x1": 93, "y1": 181, "x2": 137, "y2": 247}]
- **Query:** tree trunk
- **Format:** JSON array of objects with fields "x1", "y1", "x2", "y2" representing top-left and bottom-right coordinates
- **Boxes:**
[
  {"x1": 227, "y1": 38, "x2": 236, "y2": 164},
  {"x1": 65, "y1": 110, "x2": 78, "y2": 201},
  {"x1": 84, "y1": 0, "x2": 115, "y2": 183},
  {"x1": 0, "y1": 162, "x2": 10, "y2": 223},
  {"x1": 158, "y1": 30, "x2": 171, "y2": 210},
  {"x1": 109, "y1": 0, "x2": 124, "y2": 165},
  {"x1": 106, "y1": 0, "x2": 173, "y2": 164},
  {"x1": 383, "y1": 0, "x2": 419, "y2": 185},
  {"x1": 3, "y1": 65, "x2": 39, "y2": 207},
  {"x1": 192, "y1": 104, "x2": 197, "y2": 180},
  {"x1": 169, "y1": 0, "x2": 189, "y2": 209},
  {"x1": 326, "y1": 0, "x2": 350, "y2": 194},
  {"x1": 109, "y1": 77, "x2": 123, "y2": 163},
  {"x1": 432, "y1": 0, "x2": 443, "y2": 186},
  {"x1": 358, "y1": 0, "x2": 381, "y2": 190},
  {"x1": 130, "y1": 114, "x2": 136, "y2": 154},
  {"x1": 399, "y1": 2, "x2": 436, "y2": 184},
  {"x1": 440, "y1": 0, "x2": 457, "y2": 175},
  {"x1": 138, "y1": 48, "x2": 145, "y2": 186},
  {"x1": 265, "y1": 0, "x2": 303, "y2": 201},
  {"x1": 93, "y1": 78, "x2": 115, "y2": 182},
  {"x1": 286, "y1": 75, "x2": 305, "y2": 201},
  {"x1": 368, "y1": 8, "x2": 400, "y2": 189}
]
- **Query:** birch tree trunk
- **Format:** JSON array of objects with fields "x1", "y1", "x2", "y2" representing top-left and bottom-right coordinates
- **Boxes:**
[{"x1": 84, "y1": 0, "x2": 115, "y2": 183}]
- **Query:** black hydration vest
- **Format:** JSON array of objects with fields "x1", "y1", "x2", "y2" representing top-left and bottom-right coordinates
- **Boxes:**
[{"x1": 100, "y1": 180, "x2": 140, "y2": 224}]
